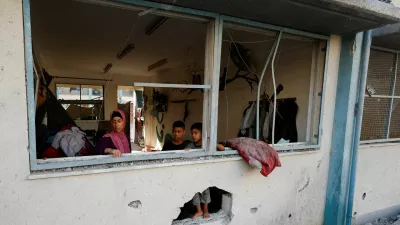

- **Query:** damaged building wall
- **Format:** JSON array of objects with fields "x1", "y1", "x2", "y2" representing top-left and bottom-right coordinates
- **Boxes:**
[
  {"x1": 0, "y1": 2, "x2": 344, "y2": 225},
  {"x1": 352, "y1": 145, "x2": 400, "y2": 224}
]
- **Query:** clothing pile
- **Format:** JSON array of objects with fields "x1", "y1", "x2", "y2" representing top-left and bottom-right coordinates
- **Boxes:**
[
  {"x1": 223, "y1": 137, "x2": 281, "y2": 177},
  {"x1": 52, "y1": 125, "x2": 86, "y2": 157},
  {"x1": 38, "y1": 124, "x2": 95, "y2": 158},
  {"x1": 36, "y1": 86, "x2": 95, "y2": 158}
]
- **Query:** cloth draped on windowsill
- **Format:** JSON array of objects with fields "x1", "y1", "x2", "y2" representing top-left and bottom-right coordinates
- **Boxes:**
[{"x1": 222, "y1": 137, "x2": 281, "y2": 177}]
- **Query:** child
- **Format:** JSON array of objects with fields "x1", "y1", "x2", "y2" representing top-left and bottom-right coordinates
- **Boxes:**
[
  {"x1": 186, "y1": 122, "x2": 202, "y2": 149},
  {"x1": 192, "y1": 189, "x2": 211, "y2": 219},
  {"x1": 186, "y1": 122, "x2": 226, "y2": 151},
  {"x1": 162, "y1": 121, "x2": 189, "y2": 151},
  {"x1": 185, "y1": 123, "x2": 211, "y2": 218}
]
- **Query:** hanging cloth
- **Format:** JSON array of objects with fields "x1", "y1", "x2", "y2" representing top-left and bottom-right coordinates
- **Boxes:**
[{"x1": 239, "y1": 102, "x2": 257, "y2": 136}]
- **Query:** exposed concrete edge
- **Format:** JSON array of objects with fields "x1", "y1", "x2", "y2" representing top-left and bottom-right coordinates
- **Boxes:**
[
  {"x1": 324, "y1": 0, "x2": 400, "y2": 22},
  {"x1": 372, "y1": 23, "x2": 400, "y2": 37},
  {"x1": 27, "y1": 149, "x2": 320, "y2": 180},
  {"x1": 352, "y1": 205, "x2": 400, "y2": 225}
]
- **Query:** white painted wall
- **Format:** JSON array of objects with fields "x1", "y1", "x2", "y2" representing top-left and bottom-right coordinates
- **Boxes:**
[
  {"x1": 393, "y1": 0, "x2": 400, "y2": 7},
  {"x1": 352, "y1": 144, "x2": 400, "y2": 224},
  {"x1": 0, "y1": 2, "x2": 343, "y2": 225}
]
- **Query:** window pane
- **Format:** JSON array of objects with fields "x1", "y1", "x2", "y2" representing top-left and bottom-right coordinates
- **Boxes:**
[
  {"x1": 389, "y1": 99, "x2": 400, "y2": 138},
  {"x1": 217, "y1": 25, "x2": 324, "y2": 144},
  {"x1": 361, "y1": 98, "x2": 391, "y2": 140},
  {"x1": 366, "y1": 50, "x2": 396, "y2": 96},
  {"x1": 56, "y1": 84, "x2": 80, "y2": 100},
  {"x1": 136, "y1": 87, "x2": 204, "y2": 151},
  {"x1": 81, "y1": 85, "x2": 103, "y2": 100}
]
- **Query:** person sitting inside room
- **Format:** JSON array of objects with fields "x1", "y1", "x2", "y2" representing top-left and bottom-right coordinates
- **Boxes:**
[
  {"x1": 185, "y1": 122, "x2": 226, "y2": 151},
  {"x1": 96, "y1": 110, "x2": 131, "y2": 157},
  {"x1": 183, "y1": 122, "x2": 211, "y2": 218},
  {"x1": 186, "y1": 122, "x2": 202, "y2": 149},
  {"x1": 162, "y1": 121, "x2": 190, "y2": 151}
]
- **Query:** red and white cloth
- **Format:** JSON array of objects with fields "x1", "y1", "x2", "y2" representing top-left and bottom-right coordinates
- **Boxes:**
[{"x1": 223, "y1": 137, "x2": 281, "y2": 177}]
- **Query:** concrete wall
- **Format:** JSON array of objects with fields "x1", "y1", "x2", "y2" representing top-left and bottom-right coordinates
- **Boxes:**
[
  {"x1": 352, "y1": 144, "x2": 400, "y2": 224},
  {"x1": 0, "y1": 2, "x2": 342, "y2": 225}
]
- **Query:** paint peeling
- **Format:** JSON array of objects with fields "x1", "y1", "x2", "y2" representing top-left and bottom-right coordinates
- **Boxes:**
[{"x1": 351, "y1": 39, "x2": 356, "y2": 56}]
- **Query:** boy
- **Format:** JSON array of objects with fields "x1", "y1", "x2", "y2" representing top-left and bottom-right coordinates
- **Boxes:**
[
  {"x1": 186, "y1": 122, "x2": 202, "y2": 149},
  {"x1": 185, "y1": 123, "x2": 211, "y2": 219},
  {"x1": 186, "y1": 122, "x2": 225, "y2": 151},
  {"x1": 162, "y1": 121, "x2": 189, "y2": 151}
]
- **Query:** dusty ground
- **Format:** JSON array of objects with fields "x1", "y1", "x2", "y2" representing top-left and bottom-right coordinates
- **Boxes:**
[{"x1": 365, "y1": 215, "x2": 400, "y2": 225}]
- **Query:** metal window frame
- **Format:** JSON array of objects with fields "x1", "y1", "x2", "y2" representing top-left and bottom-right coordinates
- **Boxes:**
[
  {"x1": 24, "y1": 0, "x2": 330, "y2": 171},
  {"x1": 360, "y1": 46, "x2": 400, "y2": 144},
  {"x1": 220, "y1": 16, "x2": 329, "y2": 147},
  {"x1": 56, "y1": 83, "x2": 105, "y2": 120}
]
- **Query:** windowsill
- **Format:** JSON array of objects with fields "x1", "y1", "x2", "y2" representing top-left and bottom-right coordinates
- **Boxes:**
[
  {"x1": 359, "y1": 140, "x2": 400, "y2": 148},
  {"x1": 28, "y1": 146, "x2": 319, "y2": 180}
]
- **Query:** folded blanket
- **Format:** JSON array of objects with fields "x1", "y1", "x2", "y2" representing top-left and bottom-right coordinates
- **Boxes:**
[{"x1": 223, "y1": 137, "x2": 281, "y2": 177}]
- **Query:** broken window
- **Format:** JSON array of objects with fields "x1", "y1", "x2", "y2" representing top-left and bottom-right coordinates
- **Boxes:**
[
  {"x1": 25, "y1": 0, "x2": 329, "y2": 170},
  {"x1": 361, "y1": 48, "x2": 400, "y2": 142},
  {"x1": 30, "y1": 0, "x2": 214, "y2": 166},
  {"x1": 217, "y1": 23, "x2": 326, "y2": 147}
]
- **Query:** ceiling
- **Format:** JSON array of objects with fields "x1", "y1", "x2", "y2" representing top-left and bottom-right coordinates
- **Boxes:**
[
  {"x1": 31, "y1": 0, "x2": 316, "y2": 79},
  {"x1": 372, "y1": 23, "x2": 400, "y2": 50},
  {"x1": 150, "y1": 0, "x2": 400, "y2": 35},
  {"x1": 31, "y1": 0, "x2": 208, "y2": 77}
]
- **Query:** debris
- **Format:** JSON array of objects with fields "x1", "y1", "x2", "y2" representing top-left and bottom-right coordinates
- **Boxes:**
[
  {"x1": 128, "y1": 200, "x2": 142, "y2": 209},
  {"x1": 363, "y1": 214, "x2": 400, "y2": 225}
]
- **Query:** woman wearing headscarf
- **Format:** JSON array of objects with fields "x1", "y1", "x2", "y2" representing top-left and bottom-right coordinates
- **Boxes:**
[{"x1": 96, "y1": 110, "x2": 131, "y2": 157}]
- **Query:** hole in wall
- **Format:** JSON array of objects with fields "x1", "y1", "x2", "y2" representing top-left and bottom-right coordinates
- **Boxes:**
[
  {"x1": 353, "y1": 212, "x2": 357, "y2": 216},
  {"x1": 362, "y1": 193, "x2": 366, "y2": 200},
  {"x1": 128, "y1": 200, "x2": 142, "y2": 209},
  {"x1": 172, "y1": 186, "x2": 233, "y2": 225},
  {"x1": 288, "y1": 214, "x2": 292, "y2": 218},
  {"x1": 250, "y1": 207, "x2": 258, "y2": 214}
]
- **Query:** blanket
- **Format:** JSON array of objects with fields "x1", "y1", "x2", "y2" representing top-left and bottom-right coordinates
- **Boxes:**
[{"x1": 224, "y1": 137, "x2": 281, "y2": 177}]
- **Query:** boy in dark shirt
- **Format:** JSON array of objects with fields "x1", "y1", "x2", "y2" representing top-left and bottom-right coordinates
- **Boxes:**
[{"x1": 162, "y1": 121, "x2": 189, "y2": 151}]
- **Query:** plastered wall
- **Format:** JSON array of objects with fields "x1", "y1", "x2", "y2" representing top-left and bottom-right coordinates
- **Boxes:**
[
  {"x1": 0, "y1": 2, "x2": 344, "y2": 225},
  {"x1": 352, "y1": 144, "x2": 400, "y2": 224}
]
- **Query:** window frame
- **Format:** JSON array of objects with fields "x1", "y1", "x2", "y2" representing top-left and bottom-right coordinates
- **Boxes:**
[
  {"x1": 360, "y1": 46, "x2": 400, "y2": 144},
  {"x1": 56, "y1": 83, "x2": 105, "y2": 120},
  {"x1": 24, "y1": 0, "x2": 330, "y2": 171}
]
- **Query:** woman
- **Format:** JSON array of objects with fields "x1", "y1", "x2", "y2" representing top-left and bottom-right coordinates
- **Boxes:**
[{"x1": 96, "y1": 110, "x2": 131, "y2": 157}]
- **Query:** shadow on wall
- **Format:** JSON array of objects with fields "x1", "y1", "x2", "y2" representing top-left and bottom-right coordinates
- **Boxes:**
[{"x1": 172, "y1": 187, "x2": 233, "y2": 225}]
